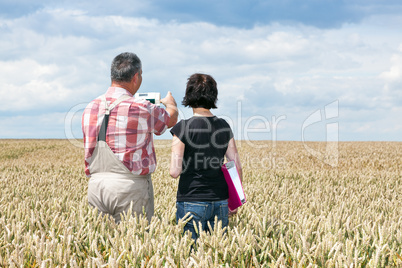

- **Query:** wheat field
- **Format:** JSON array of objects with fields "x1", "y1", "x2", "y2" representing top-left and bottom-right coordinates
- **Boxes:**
[{"x1": 0, "y1": 139, "x2": 401, "y2": 267}]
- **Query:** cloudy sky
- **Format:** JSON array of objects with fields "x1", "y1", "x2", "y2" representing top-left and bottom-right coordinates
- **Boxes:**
[{"x1": 1, "y1": 0, "x2": 401, "y2": 142}]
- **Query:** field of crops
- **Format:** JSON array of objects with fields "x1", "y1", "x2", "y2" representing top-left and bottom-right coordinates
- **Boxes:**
[{"x1": 1, "y1": 139, "x2": 402, "y2": 267}]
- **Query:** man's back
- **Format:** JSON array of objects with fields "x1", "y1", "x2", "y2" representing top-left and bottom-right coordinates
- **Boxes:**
[{"x1": 82, "y1": 86, "x2": 170, "y2": 177}]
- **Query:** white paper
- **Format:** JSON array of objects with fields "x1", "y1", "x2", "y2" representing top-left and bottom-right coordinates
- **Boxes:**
[{"x1": 227, "y1": 162, "x2": 245, "y2": 202}]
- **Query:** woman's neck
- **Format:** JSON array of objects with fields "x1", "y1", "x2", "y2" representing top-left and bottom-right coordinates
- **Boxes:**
[{"x1": 193, "y1": 107, "x2": 214, "y2": 117}]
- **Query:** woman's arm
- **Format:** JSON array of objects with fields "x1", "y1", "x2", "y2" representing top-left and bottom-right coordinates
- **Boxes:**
[
  {"x1": 225, "y1": 137, "x2": 243, "y2": 182},
  {"x1": 170, "y1": 135, "x2": 185, "y2": 178}
]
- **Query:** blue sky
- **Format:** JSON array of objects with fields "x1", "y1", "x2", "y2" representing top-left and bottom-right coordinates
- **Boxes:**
[{"x1": 1, "y1": 0, "x2": 401, "y2": 141}]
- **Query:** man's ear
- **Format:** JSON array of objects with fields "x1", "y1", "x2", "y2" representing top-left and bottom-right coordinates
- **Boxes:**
[{"x1": 131, "y1": 73, "x2": 138, "y2": 84}]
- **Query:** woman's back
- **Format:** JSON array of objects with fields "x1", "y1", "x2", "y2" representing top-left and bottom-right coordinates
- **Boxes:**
[{"x1": 170, "y1": 116, "x2": 233, "y2": 201}]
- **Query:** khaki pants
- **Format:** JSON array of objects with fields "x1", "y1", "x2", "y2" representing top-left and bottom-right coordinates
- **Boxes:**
[{"x1": 88, "y1": 172, "x2": 154, "y2": 223}]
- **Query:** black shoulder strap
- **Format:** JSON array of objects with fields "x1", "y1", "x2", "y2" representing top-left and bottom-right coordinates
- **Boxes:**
[{"x1": 98, "y1": 114, "x2": 109, "y2": 142}]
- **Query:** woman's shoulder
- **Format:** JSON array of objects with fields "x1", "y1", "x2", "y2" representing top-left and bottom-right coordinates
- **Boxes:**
[
  {"x1": 175, "y1": 116, "x2": 231, "y2": 129},
  {"x1": 174, "y1": 118, "x2": 191, "y2": 127},
  {"x1": 212, "y1": 116, "x2": 231, "y2": 127}
]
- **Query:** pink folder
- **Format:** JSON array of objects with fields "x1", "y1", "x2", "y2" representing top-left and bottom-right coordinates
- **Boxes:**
[{"x1": 221, "y1": 161, "x2": 246, "y2": 211}]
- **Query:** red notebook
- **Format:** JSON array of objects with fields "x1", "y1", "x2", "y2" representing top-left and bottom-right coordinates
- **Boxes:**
[{"x1": 221, "y1": 161, "x2": 246, "y2": 211}]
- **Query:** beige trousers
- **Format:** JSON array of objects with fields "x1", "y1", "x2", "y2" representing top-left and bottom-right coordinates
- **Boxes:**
[{"x1": 87, "y1": 141, "x2": 154, "y2": 223}]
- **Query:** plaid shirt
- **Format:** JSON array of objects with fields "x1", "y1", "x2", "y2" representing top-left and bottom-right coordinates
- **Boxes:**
[{"x1": 82, "y1": 87, "x2": 170, "y2": 176}]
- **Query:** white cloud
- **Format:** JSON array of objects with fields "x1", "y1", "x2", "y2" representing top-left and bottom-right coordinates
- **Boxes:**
[
  {"x1": 0, "y1": 59, "x2": 70, "y2": 111},
  {"x1": 0, "y1": 8, "x2": 401, "y2": 140},
  {"x1": 380, "y1": 52, "x2": 402, "y2": 81}
]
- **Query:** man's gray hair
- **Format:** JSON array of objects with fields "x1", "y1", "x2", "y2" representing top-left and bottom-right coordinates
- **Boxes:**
[{"x1": 111, "y1": 52, "x2": 142, "y2": 82}]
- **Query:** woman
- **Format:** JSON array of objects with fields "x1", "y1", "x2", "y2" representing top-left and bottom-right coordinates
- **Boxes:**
[{"x1": 170, "y1": 73, "x2": 242, "y2": 241}]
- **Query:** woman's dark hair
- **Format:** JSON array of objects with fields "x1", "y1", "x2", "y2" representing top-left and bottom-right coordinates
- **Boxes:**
[
  {"x1": 111, "y1": 52, "x2": 142, "y2": 83},
  {"x1": 182, "y1": 73, "x2": 218, "y2": 109}
]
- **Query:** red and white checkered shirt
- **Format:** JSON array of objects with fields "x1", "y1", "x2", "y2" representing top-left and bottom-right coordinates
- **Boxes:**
[{"x1": 82, "y1": 87, "x2": 170, "y2": 177}]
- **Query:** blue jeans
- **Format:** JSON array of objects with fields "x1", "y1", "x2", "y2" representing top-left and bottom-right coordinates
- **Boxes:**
[{"x1": 176, "y1": 200, "x2": 229, "y2": 241}]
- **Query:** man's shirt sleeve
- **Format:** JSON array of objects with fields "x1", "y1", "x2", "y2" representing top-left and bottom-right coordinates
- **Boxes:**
[{"x1": 148, "y1": 104, "x2": 171, "y2": 135}]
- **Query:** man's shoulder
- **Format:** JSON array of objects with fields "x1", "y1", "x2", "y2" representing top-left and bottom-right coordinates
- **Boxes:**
[
  {"x1": 103, "y1": 94, "x2": 149, "y2": 110},
  {"x1": 124, "y1": 96, "x2": 154, "y2": 110},
  {"x1": 84, "y1": 96, "x2": 102, "y2": 111}
]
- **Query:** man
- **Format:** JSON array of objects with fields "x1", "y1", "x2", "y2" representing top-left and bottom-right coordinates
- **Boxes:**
[{"x1": 82, "y1": 52, "x2": 178, "y2": 223}]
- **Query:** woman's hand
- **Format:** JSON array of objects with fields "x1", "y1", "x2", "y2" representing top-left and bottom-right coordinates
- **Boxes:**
[{"x1": 229, "y1": 208, "x2": 238, "y2": 216}]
